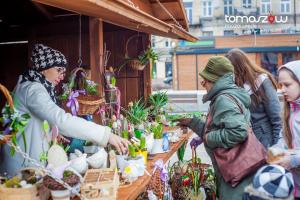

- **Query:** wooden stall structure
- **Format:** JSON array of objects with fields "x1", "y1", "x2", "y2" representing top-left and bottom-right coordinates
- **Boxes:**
[
  {"x1": 0, "y1": 1, "x2": 197, "y2": 199},
  {"x1": 0, "y1": 0, "x2": 197, "y2": 109}
]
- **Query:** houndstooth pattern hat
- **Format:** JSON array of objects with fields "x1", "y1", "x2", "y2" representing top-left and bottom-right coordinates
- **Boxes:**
[
  {"x1": 31, "y1": 44, "x2": 67, "y2": 71},
  {"x1": 253, "y1": 164, "x2": 294, "y2": 198}
]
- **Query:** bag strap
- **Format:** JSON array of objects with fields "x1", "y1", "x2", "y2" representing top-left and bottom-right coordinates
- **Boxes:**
[
  {"x1": 222, "y1": 93, "x2": 244, "y2": 114},
  {"x1": 203, "y1": 93, "x2": 246, "y2": 135}
]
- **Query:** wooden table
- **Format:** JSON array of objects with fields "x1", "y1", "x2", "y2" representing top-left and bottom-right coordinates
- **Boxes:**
[{"x1": 117, "y1": 130, "x2": 193, "y2": 200}]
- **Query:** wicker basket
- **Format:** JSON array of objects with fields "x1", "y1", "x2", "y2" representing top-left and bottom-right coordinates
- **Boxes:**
[
  {"x1": 62, "y1": 68, "x2": 104, "y2": 116},
  {"x1": 0, "y1": 84, "x2": 14, "y2": 144},
  {"x1": 125, "y1": 35, "x2": 147, "y2": 71},
  {"x1": 0, "y1": 167, "x2": 47, "y2": 200},
  {"x1": 147, "y1": 167, "x2": 164, "y2": 199}
]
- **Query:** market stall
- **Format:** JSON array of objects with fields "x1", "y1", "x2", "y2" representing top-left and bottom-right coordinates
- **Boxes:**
[{"x1": 0, "y1": 1, "x2": 204, "y2": 200}]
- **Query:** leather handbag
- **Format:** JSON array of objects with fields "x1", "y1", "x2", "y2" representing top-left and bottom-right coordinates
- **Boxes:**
[{"x1": 205, "y1": 93, "x2": 266, "y2": 187}]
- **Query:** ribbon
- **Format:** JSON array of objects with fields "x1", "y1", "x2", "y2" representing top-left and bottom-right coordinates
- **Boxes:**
[
  {"x1": 66, "y1": 90, "x2": 86, "y2": 116},
  {"x1": 152, "y1": 159, "x2": 168, "y2": 182},
  {"x1": 115, "y1": 88, "x2": 121, "y2": 118}
]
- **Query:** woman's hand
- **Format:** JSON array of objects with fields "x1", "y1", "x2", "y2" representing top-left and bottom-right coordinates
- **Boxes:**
[{"x1": 108, "y1": 134, "x2": 130, "y2": 155}]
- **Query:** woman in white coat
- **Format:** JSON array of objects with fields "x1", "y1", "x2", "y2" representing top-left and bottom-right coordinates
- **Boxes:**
[{"x1": 0, "y1": 44, "x2": 129, "y2": 176}]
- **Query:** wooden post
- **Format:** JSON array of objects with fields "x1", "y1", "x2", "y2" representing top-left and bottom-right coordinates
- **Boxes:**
[
  {"x1": 143, "y1": 34, "x2": 152, "y2": 100},
  {"x1": 89, "y1": 17, "x2": 104, "y2": 124},
  {"x1": 278, "y1": 53, "x2": 283, "y2": 67},
  {"x1": 89, "y1": 17, "x2": 104, "y2": 96},
  {"x1": 172, "y1": 52, "x2": 178, "y2": 90}
]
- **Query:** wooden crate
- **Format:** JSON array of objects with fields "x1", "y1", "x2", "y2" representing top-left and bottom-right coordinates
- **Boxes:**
[
  {"x1": 81, "y1": 168, "x2": 119, "y2": 200},
  {"x1": 0, "y1": 184, "x2": 40, "y2": 200}
]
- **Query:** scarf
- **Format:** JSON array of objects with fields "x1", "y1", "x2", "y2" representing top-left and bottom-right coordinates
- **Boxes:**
[{"x1": 21, "y1": 69, "x2": 58, "y2": 104}]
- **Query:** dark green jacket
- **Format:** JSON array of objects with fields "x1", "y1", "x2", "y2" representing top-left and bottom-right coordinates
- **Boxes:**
[{"x1": 189, "y1": 73, "x2": 253, "y2": 200}]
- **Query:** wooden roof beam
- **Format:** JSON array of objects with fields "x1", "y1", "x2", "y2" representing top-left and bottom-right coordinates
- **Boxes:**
[
  {"x1": 32, "y1": 0, "x2": 197, "y2": 41},
  {"x1": 32, "y1": 2, "x2": 53, "y2": 20}
]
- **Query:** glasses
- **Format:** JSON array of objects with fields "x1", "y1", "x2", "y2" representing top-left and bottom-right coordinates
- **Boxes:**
[
  {"x1": 55, "y1": 67, "x2": 66, "y2": 77},
  {"x1": 201, "y1": 80, "x2": 207, "y2": 87}
]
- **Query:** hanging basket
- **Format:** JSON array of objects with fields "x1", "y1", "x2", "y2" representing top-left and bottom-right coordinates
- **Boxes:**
[
  {"x1": 62, "y1": 68, "x2": 104, "y2": 116},
  {"x1": 125, "y1": 35, "x2": 147, "y2": 71},
  {"x1": 0, "y1": 84, "x2": 14, "y2": 144}
]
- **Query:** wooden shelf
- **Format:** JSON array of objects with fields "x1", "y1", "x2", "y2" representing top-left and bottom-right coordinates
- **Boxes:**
[{"x1": 117, "y1": 130, "x2": 192, "y2": 200}]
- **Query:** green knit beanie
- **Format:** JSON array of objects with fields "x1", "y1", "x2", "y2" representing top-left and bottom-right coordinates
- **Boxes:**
[{"x1": 199, "y1": 56, "x2": 234, "y2": 82}]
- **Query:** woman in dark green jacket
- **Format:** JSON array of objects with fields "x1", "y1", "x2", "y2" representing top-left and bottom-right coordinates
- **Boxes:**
[{"x1": 178, "y1": 56, "x2": 254, "y2": 200}]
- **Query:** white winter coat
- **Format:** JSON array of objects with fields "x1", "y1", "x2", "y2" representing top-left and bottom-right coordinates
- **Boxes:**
[{"x1": 0, "y1": 78, "x2": 111, "y2": 176}]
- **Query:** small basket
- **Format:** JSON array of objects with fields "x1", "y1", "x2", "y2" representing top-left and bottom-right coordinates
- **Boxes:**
[
  {"x1": 125, "y1": 35, "x2": 147, "y2": 71},
  {"x1": 147, "y1": 167, "x2": 164, "y2": 199},
  {"x1": 62, "y1": 68, "x2": 104, "y2": 116},
  {"x1": 0, "y1": 84, "x2": 14, "y2": 144}
]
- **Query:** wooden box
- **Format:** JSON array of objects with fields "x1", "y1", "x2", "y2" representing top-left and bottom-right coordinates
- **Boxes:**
[
  {"x1": 81, "y1": 168, "x2": 119, "y2": 200},
  {"x1": 0, "y1": 183, "x2": 40, "y2": 200}
]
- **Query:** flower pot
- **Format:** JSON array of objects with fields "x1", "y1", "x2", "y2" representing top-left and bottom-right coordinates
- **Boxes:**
[
  {"x1": 136, "y1": 150, "x2": 148, "y2": 165},
  {"x1": 150, "y1": 139, "x2": 164, "y2": 154},
  {"x1": 126, "y1": 156, "x2": 145, "y2": 177},
  {"x1": 87, "y1": 148, "x2": 107, "y2": 168},
  {"x1": 83, "y1": 145, "x2": 99, "y2": 154},
  {"x1": 145, "y1": 133, "x2": 154, "y2": 151},
  {"x1": 116, "y1": 155, "x2": 127, "y2": 171},
  {"x1": 50, "y1": 189, "x2": 70, "y2": 200}
]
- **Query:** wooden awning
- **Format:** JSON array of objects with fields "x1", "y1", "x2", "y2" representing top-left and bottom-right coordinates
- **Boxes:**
[
  {"x1": 32, "y1": 0, "x2": 197, "y2": 42},
  {"x1": 149, "y1": 0, "x2": 189, "y2": 31}
]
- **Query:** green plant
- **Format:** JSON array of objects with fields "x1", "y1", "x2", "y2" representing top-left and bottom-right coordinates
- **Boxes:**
[
  {"x1": 118, "y1": 47, "x2": 159, "y2": 73},
  {"x1": 138, "y1": 47, "x2": 158, "y2": 66},
  {"x1": 0, "y1": 104, "x2": 30, "y2": 156},
  {"x1": 84, "y1": 141, "x2": 94, "y2": 146},
  {"x1": 167, "y1": 112, "x2": 205, "y2": 122},
  {"x1": 125, "y1": 99, "x2": 149, "y2": 126},
  {"x1": 149, "y1": 91, "x2": 168, "y2": 117},
  {"x1": 128, "y1": 144, "x2": 137, "y2": 158},
  {"x1": 133, "y1": 136, "x2": 146, "y2": 152},
  {"x1": 39, "y1": 122, "x2": 70, "y2": 162},
  {"x1": 59, "y1": 72, "x2": 99, "y2": 101},
  {"x1": 85, "y1": 80, "x2": 98, "y2": 95},
  {"x1": 151, "y1": 123, "x2": 163, "y2": 139}
]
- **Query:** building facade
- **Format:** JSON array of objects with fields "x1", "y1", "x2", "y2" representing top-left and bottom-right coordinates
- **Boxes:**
[
  {"x1": 172, "y1": 0, "x2": 300, "y2": 90},
  {"x1": 186, "y1": 0, "x2": 300, "y2": 36}
]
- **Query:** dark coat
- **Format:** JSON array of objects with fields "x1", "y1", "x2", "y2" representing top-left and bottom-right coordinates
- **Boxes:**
[{"x1": 250, "y1": 78, "x2": 281, "y2": 149}]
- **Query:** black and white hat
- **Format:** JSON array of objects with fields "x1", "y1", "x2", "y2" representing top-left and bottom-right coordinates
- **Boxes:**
[
  {"x1": 31, "y1": 44, "x2": 67, "y2": 71},
  {"x1": 253, "y1": 164, "x2": 294, "y2": 198}
]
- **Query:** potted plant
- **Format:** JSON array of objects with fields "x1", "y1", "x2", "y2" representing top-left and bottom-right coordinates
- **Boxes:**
[
  {"x1": 150, "y1": 122, "x2": 165, "y2": 154},
  {"x1": 83, "y1": 141, "x2": 99, "y2": 154},
  {"x1": 0, "y1": 168, "x2": 44, "y2": 200},
  {"x1": 122, "y1": 35, "x2": 159, "y2": 71},
  {"x1": 125, "y1": 100, "x2": 149, "y2": 138},
  {"x1": 43, "y1": 170, "x2": 80, "y2": 200},
  {"x1": 133, "y1": 136, "x2": 148, "y2": 165},
  {"x1": 148, "y1": 91, "x2": 168, "y2": 121}
]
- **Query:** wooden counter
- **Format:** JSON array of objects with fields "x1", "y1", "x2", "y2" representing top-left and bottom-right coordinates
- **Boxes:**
[{"x1": 117, "y1": 130, "x2": 193, "y2": 200}]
